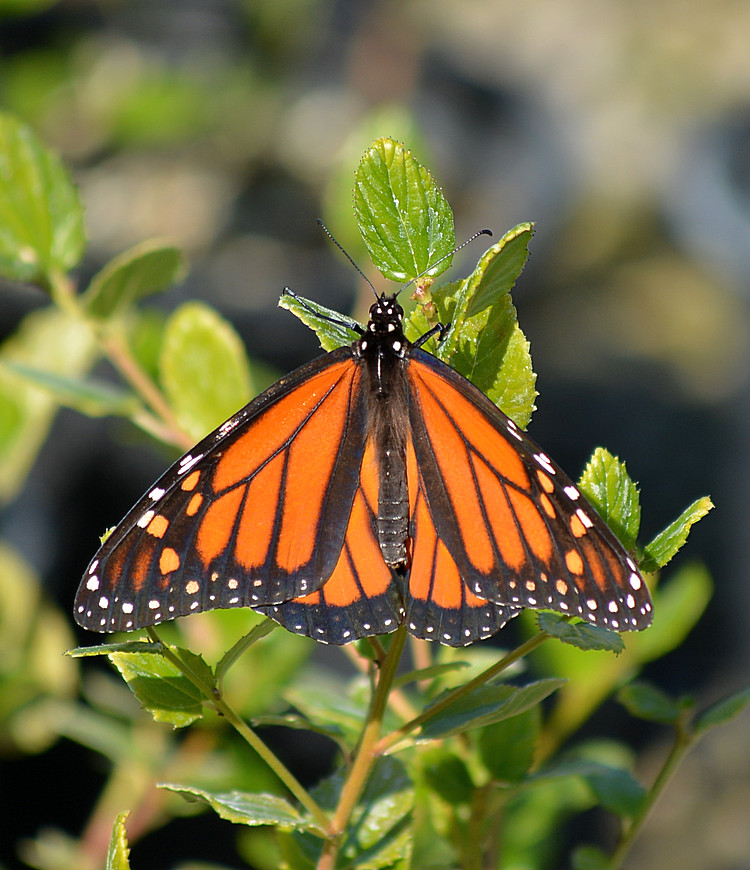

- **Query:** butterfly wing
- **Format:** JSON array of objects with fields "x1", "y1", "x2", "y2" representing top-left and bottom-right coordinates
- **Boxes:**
[
  {"x1": 403, "y1": 437, "x2": 520, "y2": 645},
  {"x1": 75, "y1": 349, "x2": 369, "y2": 632},
  {"x1": 405, "y1": 350, "x2": 652, "y2": 632},
  {"x1": 256, "y1": 440, "x2": 405, "y2": 644}
]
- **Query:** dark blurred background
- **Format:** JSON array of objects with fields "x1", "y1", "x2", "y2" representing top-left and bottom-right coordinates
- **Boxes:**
[{"x1": 1, "y1": 1, "x2": 749, "y2": 868}]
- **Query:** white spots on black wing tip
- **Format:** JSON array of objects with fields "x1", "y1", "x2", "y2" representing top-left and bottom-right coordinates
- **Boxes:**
[
  {"x1": 218, "y1": 418, "x2": 239, "y2": 436},
  {"x1": 563, "y1": 485, "x2": 580, "y2": 500},
  {"x1": 148, "y1": 599, "x2": 160, "y2": 610},
  {"x1": 178, "y1": 453, "x2": 203, "y2": 474},
  {"x1": 362, "y1": 622, "x2": 371, "y2": 631},
  {"x1": 86, "y1": 575, "x2": 100, "y2": 591},
  {"x1": 629, "y1": 573, "x2": 642, "y2": 590},
  {"x1": 185, "y1": 580, "x2": 200, "y2": 595},
  {"x1": 229, "y1": 596, "x2": 239, "y2": 605},
  {"x1": 627, "y1": 557, "x2": 638, "y2": 572},
  {"x1": 608, "y1": 600, "x2": 619, "y2": 613},
  {"x1": 527, "y1": 597, "x2": 537, "y2": 605},
  {"x1": 88, "y1": 560, "x2": 99, "y2": 574},
  {"x1": 576, "y1": 508, "x2": 594, "y2": 529},
  {"x1": 137, "y1": 509, "x2": 155, "y2": 528},
  {"x1": 149, "y1": 487, "x2": 166, "y2": 501},
  {"x1": 626, "y1": 594, "x2": 636, "y2": 609},
  {"x1": 534, "y1": 452, "x2": 556, "y2": 475},
  {"x1": 343, "y1": 630, "x2": 351, "y2": 639},
  {"x1": 98, "y1": 595, "x2": 109, "y2": 609},
  {"x1": 190, "y1": 601, "x2": 200, "y2": 610},
  {"x1": 586, "y1": 598, "x2": 598, "y2": 611}
]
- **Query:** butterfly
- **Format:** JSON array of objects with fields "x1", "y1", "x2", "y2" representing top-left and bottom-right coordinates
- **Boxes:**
[{"x1": 75, "y1": 292, "x2": 652, "y2": 646}]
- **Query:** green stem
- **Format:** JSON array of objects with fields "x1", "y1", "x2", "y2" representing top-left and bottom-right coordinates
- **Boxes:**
[
  {"x1": 609, "y1": 713, "x2": 695, "y2": 869},
  {"x1": 146, "y1": 628, "x2": 330, "y2": 833},
  {"x1": 316, "y1": 626, "x2": 408, "y2": 870},
  {"x1": 214, "y1": 619, "x2": 278, "y2": 692},
  {"x1": 98, "y1": 326, "x2": 192, "y2": 449},
  {"x1": 377, "y1": 632, "x2": 550, "y2": 755}
]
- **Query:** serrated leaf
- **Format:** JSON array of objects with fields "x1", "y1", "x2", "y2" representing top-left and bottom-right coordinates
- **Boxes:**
[
  {"x1": 354, "y1": 138, "x2": 455, "y2": 281},
  {"x1": 420, "y1": 678, "x2": 565, "y2": 740},
  {"x1": 694, "y1": 686, "x2": 750, "y2": 735},
  {"x1": 404, "y1": 273, "x2": 537, "y2": 428},
  {"x1": 106, "y1": 810, "x2": 131, "y2": 870},
  {"x1": 279, "y1": 291, "x2": 360, "y2": 351},
  {"x1": 0, "y1": 111, "x2": 85, "y2": 286},
  {"x1": 1, "y1": 361, "x2": 139, "y2": 417},
  {"x1": 578, "y1": 448, "x2": 640, "y2": 550},
  {"x1": 160, "y1": 784, "x2": 311, "y2": 829},
  {"x1": 537, "y1": 613, "x2": 625, "y2": 653},
  {"x1": 641, "y1": 496, "x2": 714, "y2": 572},
  {"x1": 160, "y1": 301, "x2": 252, "y2": 440},
  {"x1": 108, "y1": 648, "x2": 212, "y2": 727},
  {"x1": 617, "y1": 680, "x2": 684, "y2": 724},
  {"x1": 84, "y1": 240, "x2": 187, "y2": 319}
]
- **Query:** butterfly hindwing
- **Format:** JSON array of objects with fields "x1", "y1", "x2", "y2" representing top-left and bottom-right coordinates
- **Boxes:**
[
  {"x1": 257, "y1": 443, "x2": 405, "y2": 644},
  {"x1": 405, "y1": 350, "x2": 652, "y2": 631},
  {"x1": 75, "y1": 349, "x2": 368, "y2": 632}
]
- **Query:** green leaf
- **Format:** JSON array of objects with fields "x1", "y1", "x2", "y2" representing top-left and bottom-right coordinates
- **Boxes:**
[
  {"x1": 291, "y1": 757, "x2": 414, "y2": 869},
  {"x1": 462, "y1": 223, "x2": 534, "y2": 318},
  {"x1": 0, "y1": 307, "x2": 97, "y2": 503},
  {"x1": 160, "y1": 784, "x2": 312, "y2": 829},
  {"x1": 478, "y1": 705, "x2": 540, "y2": 783},
  {"x1": 83, "y1": 239, "x2": 187, "y2": 319},
  {"x1": 617, "y1": 680, "x2": 684, "y2": 724},
  {"x1": 694, "y1": 685, "x2": 750, "y2": 735},
  {"x1": 535, "y1": 759, "x2": 645, "y2": 817},
  {"x1": 0, "y1": 111, "x2": 85, "y2": 286},
  {"x1": 421, "y1": 750, "x2": 474, "y2": 805},
  {"x1": 420, "y1": 678, "x2": 565, "y2": 740},
  {"x1": 571, "y1": 844, "x2": 610, "y2": 870},
  {"x1": 1, "y1": 361, "x2": 139, "y2": 418},
  {"x1": 67, "y1": 641, "x2": 162, "y2": 657},
  {"x1": 537, "y1": 613, "x2": 625, "y2": 653},
  {"x1": 404, "y1": 266, "x2": 537, "y2": 429},
  {"x1": 106, "y1": 810, "x2": 132, "y2": 870},
  {"x1": 108, "y1": 647, "x2": 213, "y2": 727},
  {"x1": 354, "y1": 138, "x2": 455, "y2": 281},
  {"x1": 160, "y1": 301, "x2": 253, "y2": 440},
  {"x1": 641, "y1": 496, "x2": 714, "y2": 572},
  {"x1": 279, "y1": 291, "x2": 360, "y2": 352},
  {"x1": 578, "y1": 448, "x2": 641, "y2": 550},
  {"x1": 284, "y1": 672, "x2": 370, "y2": 746}
]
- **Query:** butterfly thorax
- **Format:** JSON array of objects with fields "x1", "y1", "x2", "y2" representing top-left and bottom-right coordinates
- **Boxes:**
[{"x1": 354, "y1": 294, "x2": 411, "y2": 569}]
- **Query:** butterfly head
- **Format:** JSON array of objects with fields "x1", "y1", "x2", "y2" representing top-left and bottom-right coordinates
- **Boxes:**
[{"x1": 367, "y1": 294, "x2": 404, "y2": 335}]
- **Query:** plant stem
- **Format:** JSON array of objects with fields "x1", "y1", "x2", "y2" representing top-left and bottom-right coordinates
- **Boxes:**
[
  {"x1": 147, "y1": 628, "x2": 330, "y2": 833},
  {"x1": 377, "y1": 632, "x2": 550, "y2": 754},
  {"x1": 609, "y1": 714, "x2": 695, "y2": 869},
  {"x1": 316, "y1": 626, "x2": 408, "y2": 870},
  {"x1": 98, "y1": 327, "x2": 192, "y2": 449}
]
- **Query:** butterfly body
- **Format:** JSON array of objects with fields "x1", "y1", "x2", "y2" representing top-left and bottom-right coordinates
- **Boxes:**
[{"x1": 75, "y1": 294, "x2": 652, "y2": 645}]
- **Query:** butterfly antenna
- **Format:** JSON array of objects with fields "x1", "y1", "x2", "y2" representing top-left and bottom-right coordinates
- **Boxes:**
[
  {"x1": 399, "y1": 228, "x2": 493, "y2": 296},
  {"x1": 317, "y1": 219, "x2": 379, "y2": 299}
]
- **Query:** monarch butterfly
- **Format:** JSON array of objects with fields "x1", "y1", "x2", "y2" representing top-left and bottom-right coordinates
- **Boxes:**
[{"x1": 75, "y1": 291, "x2": 652, "y2": 646}]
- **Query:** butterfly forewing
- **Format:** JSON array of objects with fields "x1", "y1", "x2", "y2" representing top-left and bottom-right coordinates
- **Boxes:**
[{"x1": 75, "y1": 350, "x2": 367, "y2": 632}]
